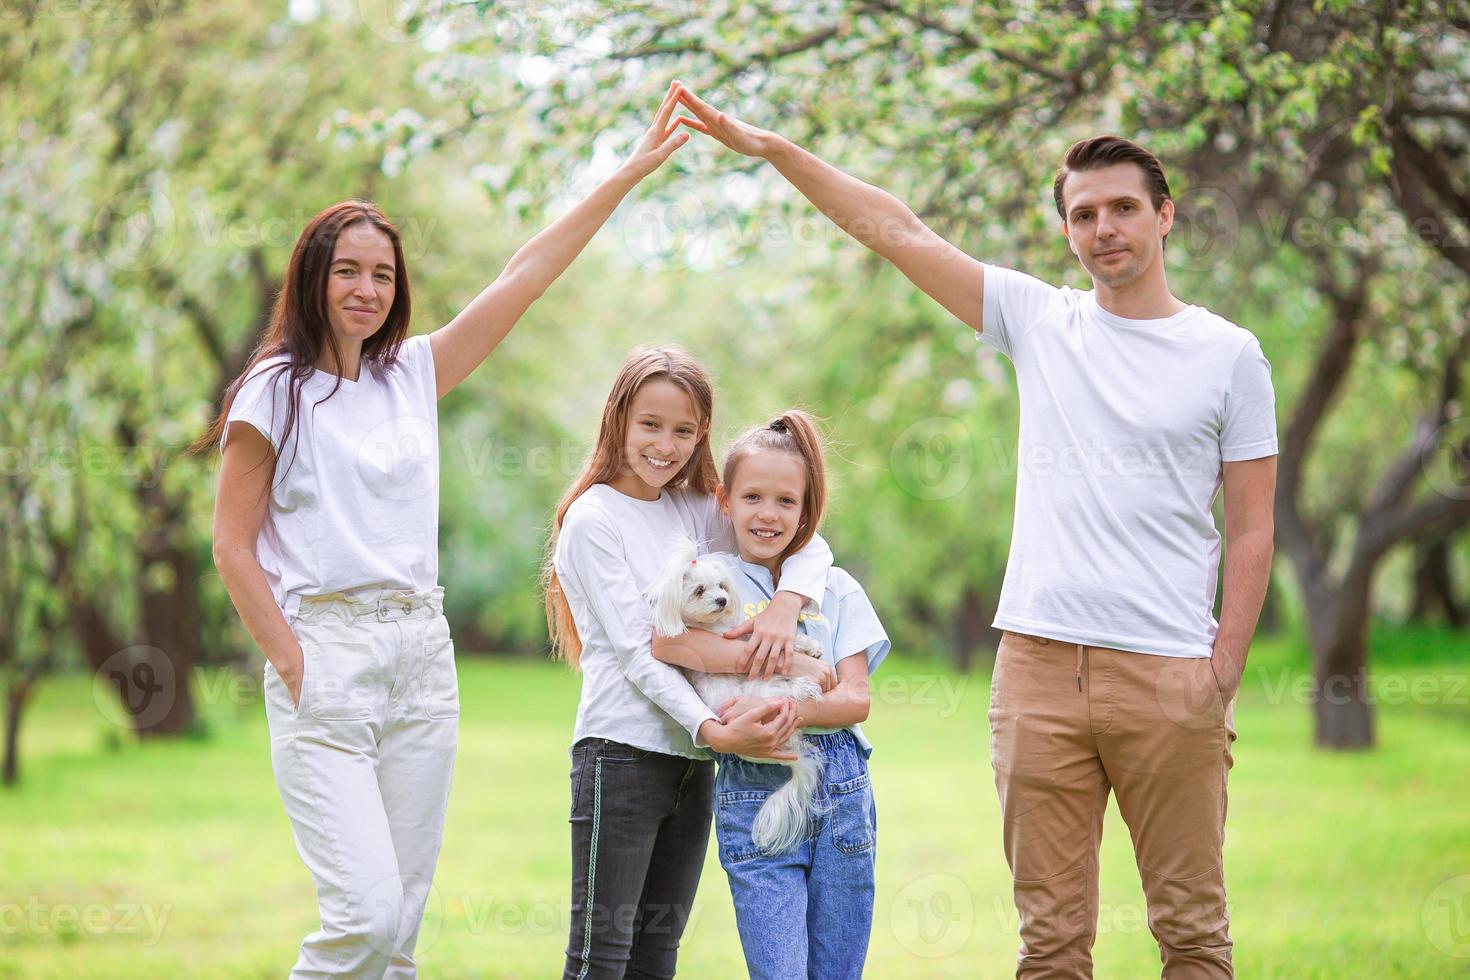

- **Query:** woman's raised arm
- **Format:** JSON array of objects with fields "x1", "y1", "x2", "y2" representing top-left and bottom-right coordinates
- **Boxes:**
[{"x1": 427, "y1": 82, "x2": 697, "y2": 398}]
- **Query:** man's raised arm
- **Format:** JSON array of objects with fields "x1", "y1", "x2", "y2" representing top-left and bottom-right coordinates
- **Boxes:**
[{"x1": 674, "y1": 83, "x2": 987, "y2": 333}]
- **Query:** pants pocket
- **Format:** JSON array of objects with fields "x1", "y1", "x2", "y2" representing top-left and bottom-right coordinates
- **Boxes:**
[
  {"x1": 716, "y1": 791, "x2": 771, "y2": 865},
  {"x1": 262, "y1": 661, "x2": 296, "y2": 725},
  {"x1": 301, "y1": 637, "x2": 377, "y2": 721},
  {"x1": 830, "y1": 771, "x2": 876, "y2": 855},
  {"x1": 421, "y1": 617, "x2": 459, "y2": 719}
]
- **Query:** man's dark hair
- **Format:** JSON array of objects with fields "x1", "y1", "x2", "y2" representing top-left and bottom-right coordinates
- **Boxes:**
[{"x1": 1052, "y1": 135, "x2": 1172, "y2": 221}]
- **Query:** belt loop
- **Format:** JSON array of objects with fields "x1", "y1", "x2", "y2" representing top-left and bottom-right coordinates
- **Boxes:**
[{"x1": 1075, "y1": 645, "x2": 1084, "y2": 692}]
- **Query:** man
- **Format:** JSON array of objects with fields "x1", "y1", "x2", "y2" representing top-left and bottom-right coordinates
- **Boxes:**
[{"x1": 672, "y1": 82, "x2": 1277, "y2": 979}]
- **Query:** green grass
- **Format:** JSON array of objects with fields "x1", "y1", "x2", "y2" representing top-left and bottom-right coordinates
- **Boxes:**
[{"x1": 3, "y1": 628, "x2": 1469, "y2": 978}]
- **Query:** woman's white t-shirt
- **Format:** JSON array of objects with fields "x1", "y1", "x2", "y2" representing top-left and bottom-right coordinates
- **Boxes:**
[{"x1": 221, "y1": 335, "x2": 440, "y2": 619}]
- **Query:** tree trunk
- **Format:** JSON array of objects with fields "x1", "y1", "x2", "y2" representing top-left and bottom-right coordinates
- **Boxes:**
[
  {"x1": 1410, "y1": 537, "x2": 1467, "y2": 628},
  {"x1": 1306, "y1": 591, "x2": 1375, "y2": 749},
  {"x1": 952, "y1": 585, "x2": 997, "y2": 671},
  {"x1": 3, "y1": 676, "x2": 32, "y2": 786},
  {"x1": 2, "y1": 652, "x2": 50, "y2": 786}
]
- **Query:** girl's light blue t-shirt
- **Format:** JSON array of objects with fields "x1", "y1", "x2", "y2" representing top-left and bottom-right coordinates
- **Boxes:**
[{"x1": 706, "y1": 552, "x2": 890, "y2": 757}]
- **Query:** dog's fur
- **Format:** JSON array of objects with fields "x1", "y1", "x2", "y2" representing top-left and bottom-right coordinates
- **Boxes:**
[{"x1": 651, "y1": 535, "x2": 826, "y2": 855}]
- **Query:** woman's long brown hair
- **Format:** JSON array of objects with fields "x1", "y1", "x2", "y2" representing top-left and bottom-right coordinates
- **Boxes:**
[
  {"x1": 543, "y1": 346, "x2": 717, "y2": 669},
  {"x1": 187, "y1": 200, "x2": 413, "y2": 483}
]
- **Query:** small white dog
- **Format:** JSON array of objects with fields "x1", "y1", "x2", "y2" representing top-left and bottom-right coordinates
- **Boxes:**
[{"x1": 651, "y1": 535, "x2": 826, "y2": 855}]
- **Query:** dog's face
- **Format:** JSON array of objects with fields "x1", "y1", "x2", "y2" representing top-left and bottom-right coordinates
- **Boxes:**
[
  {"x1": 652, "y1": 537, "x2": 743, "y2": 637},
  {"x1": 678, "y1": 559, "x2": 741, "y2": 629}
]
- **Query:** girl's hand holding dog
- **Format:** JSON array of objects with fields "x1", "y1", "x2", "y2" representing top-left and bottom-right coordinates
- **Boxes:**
[
  {"x1": 725, "y1": 591, "x2": 806, "y2": 680},
  {"x1": 786, "y1": 652, "x2": 837, "y2": 692},
  {"x1": 702, "y1": 697, "x2": 803, "y2": 761}
]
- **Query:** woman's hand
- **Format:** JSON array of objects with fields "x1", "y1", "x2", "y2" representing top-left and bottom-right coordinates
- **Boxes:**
[
  {"x1": 724, "y1": 592, "x2": 804, "y2": 681},
  {"x1": 702, "y1": 698, "x2": 802, "y2": 760},
  {"x1": 617, "y1": 81, "x2": 700, "y2": 182},
  {"x1": 672, "y1": 82, "x2": 775, "y2": 158},
  {"x1": 275, "y1": 646, "x2": 305, "y2": 709}
]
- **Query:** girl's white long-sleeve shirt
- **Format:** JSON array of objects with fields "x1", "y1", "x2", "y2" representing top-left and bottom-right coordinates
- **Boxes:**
[{"x1": 554, "y1": 483, "x2": 832, "y2": 759}]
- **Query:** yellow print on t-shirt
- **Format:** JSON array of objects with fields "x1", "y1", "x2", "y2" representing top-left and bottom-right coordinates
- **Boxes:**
[{"x1": 743, "y1": 598, "x2": 826, "y2": 625}]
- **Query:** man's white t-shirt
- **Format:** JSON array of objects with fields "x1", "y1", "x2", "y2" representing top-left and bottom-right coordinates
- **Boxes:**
[
  {"x1": 221, "y1": 335, "x2": 440, "y2": 620},
  {"x1": 980, "y1": 265, "x2": 1278, "y2": 658}
]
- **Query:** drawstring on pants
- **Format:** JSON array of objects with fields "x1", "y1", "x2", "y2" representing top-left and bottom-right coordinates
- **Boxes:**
[{"x1": 1075, "y1": 645, "x2": 1084, "y2": 692}]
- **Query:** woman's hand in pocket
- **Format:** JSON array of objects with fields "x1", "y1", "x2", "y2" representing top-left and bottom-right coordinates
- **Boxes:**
[{"x1": 274, "y1": 646, "x2": 305, "y2": 708}]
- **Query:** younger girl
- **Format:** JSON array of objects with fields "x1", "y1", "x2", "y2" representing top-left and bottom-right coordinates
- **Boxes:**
[
  {"x1": 651, "y1": 410, "x2": 890, "y2": 980},
  {"x1": 545, "y1": 347, "x2": 838, "y2": 979}
]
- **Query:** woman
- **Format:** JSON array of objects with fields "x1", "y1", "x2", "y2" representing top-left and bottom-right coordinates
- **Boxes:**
[{"x1": 197, "y1": 84, "x2": 695, "y2": 978}]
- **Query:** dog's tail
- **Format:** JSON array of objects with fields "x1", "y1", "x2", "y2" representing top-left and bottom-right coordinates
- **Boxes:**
[{"x1": 752, "y1": 740, "x2": 824, "y2": 855}]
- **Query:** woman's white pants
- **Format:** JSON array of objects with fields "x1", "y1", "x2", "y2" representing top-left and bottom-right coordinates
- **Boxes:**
[{"x1": 264, "y1": 587, "x2": 458, "y2": 979}]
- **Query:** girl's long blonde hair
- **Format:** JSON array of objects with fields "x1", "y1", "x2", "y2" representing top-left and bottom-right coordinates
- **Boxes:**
[
  {"x1": 721, "y1": 409, "x2": 828, "y2": 578},
  {"x1": 543, "y1": 346, "x2": 718, "y2": 668}
]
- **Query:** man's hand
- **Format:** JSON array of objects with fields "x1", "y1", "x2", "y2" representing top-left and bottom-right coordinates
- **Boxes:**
[
  {"x1": 724, "y1": 592, "x2": 806, "y2": 680},
  {"x1": 672, "y1": 82, "x2": 776, "y2": 158},
  {"x1": 1209, "y1": 652, "x2": 1243, "y2": 707}
]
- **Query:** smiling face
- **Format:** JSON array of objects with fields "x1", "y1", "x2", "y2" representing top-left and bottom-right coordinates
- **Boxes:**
[
  {"x1": 607, "y1": 378, "x2": 707, "y2": 501},
  {"x1": 325, "y1": 220, "x2": 396, "y2": 348},
  {"x1": 718, "y1": 450, "x2": 807, "y2": 572},
  {"x1": 1060, "y1": 163, "x2": 1173, "y2": 290}
]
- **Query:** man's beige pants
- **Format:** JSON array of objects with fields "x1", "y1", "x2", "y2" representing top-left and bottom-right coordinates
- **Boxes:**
[{"x1": 989, "y1": 631, "x2": 1236, "y2": 979}]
